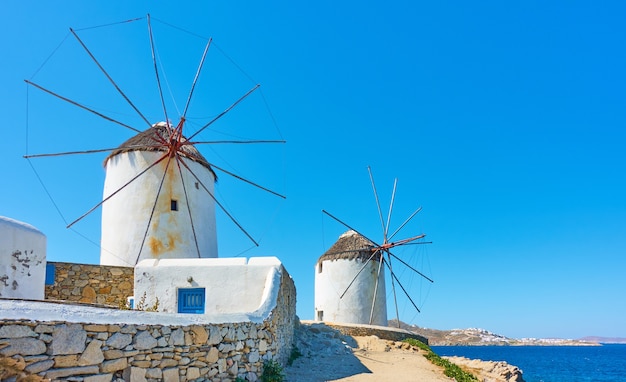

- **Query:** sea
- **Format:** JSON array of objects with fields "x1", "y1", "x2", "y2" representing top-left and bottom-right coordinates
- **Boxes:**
[{"x1": 431, "y1": 344, "x2": 626, "y2": 382}]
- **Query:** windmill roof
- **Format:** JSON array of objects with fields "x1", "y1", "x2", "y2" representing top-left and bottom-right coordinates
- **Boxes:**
[
  {"x1": 105, "y1": 122, "x2": 217, "y2": 180},
  {"x1": 317, "y1": 230, "x2": 379, "y2": 264}
]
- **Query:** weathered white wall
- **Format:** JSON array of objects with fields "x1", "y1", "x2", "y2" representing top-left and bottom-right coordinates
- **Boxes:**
[
  {"x1": 314, "y1": 257, "x2": 388, "y2": 326},
  {"x1": 100, "y1": 149, "x2": 217, "y2": 266},
  {"x1": 0, "y1": 216, "x2": 46, "y2": 300},
  {"x1": 134, "y1": 257, "x2": 283, "y2": 315}
]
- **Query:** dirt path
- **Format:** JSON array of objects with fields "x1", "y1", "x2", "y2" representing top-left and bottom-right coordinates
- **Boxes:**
[{"x1": 284, "y1": 323, "x2": 451, "y2": 382}]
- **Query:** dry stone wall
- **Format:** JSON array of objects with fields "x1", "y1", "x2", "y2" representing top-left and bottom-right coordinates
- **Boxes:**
[
  {"x1": 0, "y1": 320, "x2": 280, "y2": 381},
  {"x1": 44, "y1": 262, "x2": 134, "y2": 307},
  {"x1": 321, "y1": 322, "x2": 428, "y2": 345},
  {"x1": 2, "y1": 266, "x2": 296, "y2": 381}
]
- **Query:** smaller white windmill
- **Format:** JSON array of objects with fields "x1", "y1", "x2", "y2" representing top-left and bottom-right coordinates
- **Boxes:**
[{"x1": 315, "y1": 166, "x2": 433, "y2": 327}]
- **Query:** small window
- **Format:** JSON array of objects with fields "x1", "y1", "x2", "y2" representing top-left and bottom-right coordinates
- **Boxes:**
[
  {"x1": 318, "y1": 262, "x2": 323, "y2": 273},
  {"x1": 317, "y1": 310, "x2": 324, "y2": 321},
  {"x1": 171, "y1": 199, "x2": 178, "y2": 211},
  {"x1": 45, "y1": 263, "x2": 55, "y2": 285},
  {"x1": 178, "y1": 288, "x2": 205, "y2": 314}
]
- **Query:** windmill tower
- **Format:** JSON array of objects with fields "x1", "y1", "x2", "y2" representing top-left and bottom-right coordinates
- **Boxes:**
[
  {"x1": 315, "y1": 230, "x2": 387, "y2": 326},
  {"x1": 100, "y1": 122, "x2": 218, "y2": 266}
]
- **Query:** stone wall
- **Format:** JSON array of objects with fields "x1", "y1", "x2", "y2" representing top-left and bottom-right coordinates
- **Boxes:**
[
  {"x1": 0, "y1": 266, "x2": 297, "y2": 382},
  {"x1": 44, "y1": 262, "x2": 134, "y2": 307},
  {"x1": 321, "y1": 321, "x2": 428, "y2": 345}
]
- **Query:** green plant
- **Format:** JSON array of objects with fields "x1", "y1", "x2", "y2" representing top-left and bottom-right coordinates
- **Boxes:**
[
  {"x1": 403, "y1": 338, "x2": 478, "y2": 382},
  {"x1": 261, "y1": 359, "x2": 284, "y2": 382},
  {"x1": 287, "y1": 345, "x2": 302, "y2": 366},
  {"x1": 234, "y1": 378, "x2": 247, "y2": 382}
]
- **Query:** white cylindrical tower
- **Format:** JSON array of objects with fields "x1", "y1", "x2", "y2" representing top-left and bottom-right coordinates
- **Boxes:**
[
  {"x1": 100, "y1": 122, "x2": 218, "y2": 266},
  {"x1": 314, "y1": 230, "x2": 387, "y2": 326}
]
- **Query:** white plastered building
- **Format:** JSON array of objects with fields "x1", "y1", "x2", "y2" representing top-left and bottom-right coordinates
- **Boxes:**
[
  {"x1": 314, "y1": 230, "x2": 388, "y2": 326},
  {"x1": 0, "y1": 216, "x2": 47, "y2": 300}
]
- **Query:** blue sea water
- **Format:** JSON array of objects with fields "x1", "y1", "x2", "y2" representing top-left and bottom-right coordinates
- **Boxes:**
[{"x1": 431, "y1": 344, "x2": 626, "y2": 382}]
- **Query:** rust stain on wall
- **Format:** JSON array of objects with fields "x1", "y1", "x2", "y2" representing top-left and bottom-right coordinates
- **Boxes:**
[{"x1": 142, "y1": 154, "x2": 187, "y2": 258}]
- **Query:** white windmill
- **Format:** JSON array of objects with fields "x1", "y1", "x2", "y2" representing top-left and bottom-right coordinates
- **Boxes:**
[
  {"x1": 315, "y1": 167, "x2": 433, "y2": 327},
  {"x1": 23, "y1": 15, "x2": 285, "y2": 268}
]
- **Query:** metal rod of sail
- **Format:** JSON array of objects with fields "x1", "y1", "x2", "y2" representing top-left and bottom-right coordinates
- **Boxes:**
[
  {"x1": 188, "y1": 84, "x2": 260, "y2": 141},
  {"x1": 338, "y1": 249, "x2": 381, "y2": 299},
  {"x1": 178, "y1": 157, "x2": 259, "y2": 246},
  {"x1": 134, "y1": 154, "x2": 175, "y2": 265},
  {"x1": 208, "y1": 162, "x2": 286, "y2": 199},
  {"x1": 388, "y1": 206, "x2": 422, "y2": 242},
  {"x1": 24, "y1": 143, "x2": 166, "y2": 159},
  {"x1": 70, "y1": 27, "x2": 153, "y2": 128},
  {"x1": 321, "y1": 209, "x2": 379, "y2": 247},
  {"x1": 189, "y1": 139, "x2": 286, "y2": 145},
  {"x1": 385, "y1": 178, "x2": 398, "y2": 240},
  {"x1": 368, "y1": 166, "x2": 387, "y2": 240},
  {"x1": 385, "y1": 251, "x2": 401, "y2": 328},
  {"x1": 147, "y1": 14, "x2": 170, "y2": 126},
  {"x1": 388, "y1": 250, "x2": 434, "y2": 283},
  {"x1": 175, "y1": 157, "x2": 202, "y2": 258},
  {"x1": 67, "y1": 153, "x2": 169, "y2": 228},
  {"x1": 369, "y1": 252, "x2": 385, "y2": 325},
  {"x1": 24, "y1": 80, "x2": 141, "y2": 133},
  {"x1": 183, "y1": 36, "x2": 212, "y2": 119},
  {"x1": 385, "y1": 257, "x2": 422, "y2": 313}
]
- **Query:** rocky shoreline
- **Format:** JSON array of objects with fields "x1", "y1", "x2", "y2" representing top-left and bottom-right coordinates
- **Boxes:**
[{"x1": 443, "y1": 356, "x2": 525, "y2": 382}]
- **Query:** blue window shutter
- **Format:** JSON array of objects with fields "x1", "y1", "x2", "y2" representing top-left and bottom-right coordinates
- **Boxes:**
[
  {"x1": 45, "y1": 263, "x2": 55, "y2": 285},
  {"x1": 178, "y1": 288, "x2": 206, "y2": 314}
]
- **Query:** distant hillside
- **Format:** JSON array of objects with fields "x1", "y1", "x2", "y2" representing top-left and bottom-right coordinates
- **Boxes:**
[
  {"x1": 389, "y1": 320, "x2": 599, "y2": 346},
  {"x1": 579, "y1": 336, "x2": 626, "y2": 344}
]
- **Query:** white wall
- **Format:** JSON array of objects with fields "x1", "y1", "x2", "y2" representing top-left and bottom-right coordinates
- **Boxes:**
[
  {"x1": 134, "y1": 257, "x2": 282, "y2": 315},
  {"x1": 100, "y1": 150, "x2": 217, "y2": 266},
  {"x1": 314, "y1": 257, "x2": 388, "y2": 326},
  {"x1": 0, "y1": 216, "x2": 46, "y2": 300}
]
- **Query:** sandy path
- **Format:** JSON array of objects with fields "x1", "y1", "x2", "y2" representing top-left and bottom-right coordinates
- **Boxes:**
[{"x1": 284, "y1": 326, "x2": 451, "y2": 382}]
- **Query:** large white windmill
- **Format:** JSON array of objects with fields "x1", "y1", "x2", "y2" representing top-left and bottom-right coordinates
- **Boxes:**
[{"x1": 24, "y1": 15, "x2": 285, "y2": 267}]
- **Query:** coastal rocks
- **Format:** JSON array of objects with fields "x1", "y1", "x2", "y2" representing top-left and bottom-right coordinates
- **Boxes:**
[{"x1": 444, "y1": 356, "x2": 525, "y2": 382}]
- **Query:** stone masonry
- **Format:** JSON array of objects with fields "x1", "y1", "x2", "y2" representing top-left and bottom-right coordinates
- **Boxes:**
[
  {"x1": 44, "y1": 262, "x2": 134, "y2": 307},
  {"x1": 1, "y1": 266, "x2": 296, "y2": 382}
]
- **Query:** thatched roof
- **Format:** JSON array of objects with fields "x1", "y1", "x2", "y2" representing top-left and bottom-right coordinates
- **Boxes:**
[
  {"x1": 105, "y1": 122, "x2": 217, "y2": 180},
  {"x1": 317, "y1": 230, "x2": 380, "y2": 265}
]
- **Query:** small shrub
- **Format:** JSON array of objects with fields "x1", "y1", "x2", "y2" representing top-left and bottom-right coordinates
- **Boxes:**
[
  {"x1": 287, "y1": 345, "x2": 302, "y2": 366},
  {"x1": 261, "y1": 359, "x2": 284, "y2": 382},
  {"x1": 135, "y1": 292, "x2": 160, "y2": 311}
]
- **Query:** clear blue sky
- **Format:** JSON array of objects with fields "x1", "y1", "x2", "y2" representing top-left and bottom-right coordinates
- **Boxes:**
[{"x1": 2, "y1": 1, "x2": 625, "y2": 339}]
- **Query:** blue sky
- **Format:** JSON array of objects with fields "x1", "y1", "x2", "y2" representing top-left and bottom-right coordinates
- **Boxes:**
[{"x1": 2, "y1": 1, "x2": 625, "y2": 339}]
